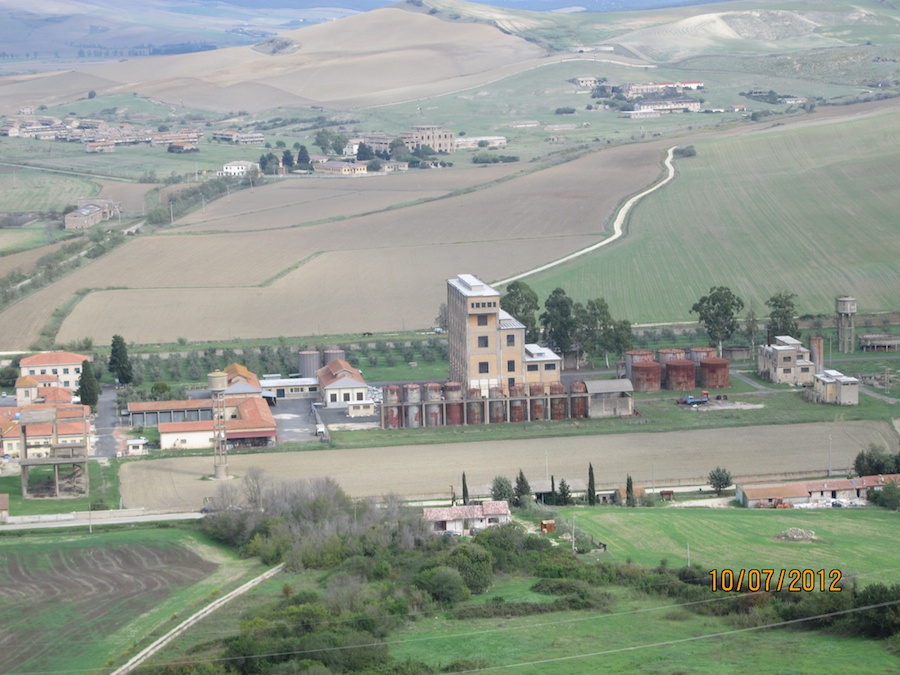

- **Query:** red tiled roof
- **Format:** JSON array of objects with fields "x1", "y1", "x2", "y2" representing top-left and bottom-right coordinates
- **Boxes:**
[
  {"x1": 16, "y1": 374, "x2": 58, "y2": 387},
  {"x1": 316, "y1": 359, "x2": 366, "y2": 388},
  {"x1": 128, "y1": 400, "x2": 212, "y2": 413},
  {"x1": 38, "y1": 387, "x2": 72, "y2": 404},
  {"x1": 159, "y1": 421, "x2": 212, "y2": 434},
  {"x1": 225, "y1": 363, "x2": 260, "y2": 389},
  {"x1": 157, "y1": 398, "x2": 275, "y2": 435},
  {"x1": 20, "y1": 352, "x2": 88, "y2": 367}
]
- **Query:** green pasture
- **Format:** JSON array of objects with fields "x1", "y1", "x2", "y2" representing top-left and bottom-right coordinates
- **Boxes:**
[
  {"x1": 518, "y1": 112, "x2": 900, "y2": 322},
  {"x1": 390, "y1": 581, "x2": 898, "y2": 672},
  {"x1": 0, "y1": 527, "x2": 266, "y2": 674},
  {"x1": 557, "y1": 507, "x2": 900, "y2": 587},
  {"x1": 0, "y1": 220, "x2": 63, "y2": 255},
  {"x1": 0, "y1": 167, "x2": 98, "y2": 212}
]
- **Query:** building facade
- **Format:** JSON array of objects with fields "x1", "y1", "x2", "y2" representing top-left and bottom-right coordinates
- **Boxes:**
[
  {"x1": 757, "y1": 336, "x2": 815, "y2": 385},
  {"x1": 19, "y1": 352, "x2": 88, "y2": 390},
  {"x1": 447, "y1": 274, "x2": 560, "y2": 391}
]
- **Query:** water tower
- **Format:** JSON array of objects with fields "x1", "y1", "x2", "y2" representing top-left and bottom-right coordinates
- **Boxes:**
[
  {"x1": 208, "y1": 371, "x2": 229, "y2": 479},
  {"x1": 835, "y1": 296, "x2": 857, "y2": 354}
]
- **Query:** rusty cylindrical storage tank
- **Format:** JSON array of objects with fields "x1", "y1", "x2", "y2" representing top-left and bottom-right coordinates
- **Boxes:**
[
  {"x1": 570, "y1": 381, "x2": 587, "y2": 418},
  {"x1": 509, "y1": 384, "x2": 526, "y2": 422},
  {"x1": 666, "y1": 359, "x2": 697, "y2": 391},
  {"x1": 445, "y1": 382, "x2": 463, "y2": 426},
  {"x1": 529, "y1": 383, "x2": 545, "y2": 421},
  {"x1": 298, "y1": 351, "x2": 321, "y2": 379},
  {"x1": 403, "y1": 384, "x2": 421, "y2": 428},
  {"x1": 625, "y1": 350, "x2": 654, "y2": 381},
  {"x1": 631, "y1": 360, "x2": 661, "y2": 393},
  {"x1": 689, "y1": 347, "x2": 718, "y2": 385},
  {"x1": 656, "y1": 348, "x2": 686, "y2": 385},
  {"x1": 424, "y1": 382, "x2": 443, "y2": 427},
  {"x1": 467, "y1": 387, "x2": 483, "y2": 425},
  {"x1": 550, "y1": 382, "x2": 566, "y2": 420},
  {"x1": 700, "y1": 358, "x2": 730, "y2": 389},
  {"x1": 489, "y1": 386, "x2": 506, "y2": 424},
  {"x1": 383, "y1": 384, "x2": 401, "y2": 429}
]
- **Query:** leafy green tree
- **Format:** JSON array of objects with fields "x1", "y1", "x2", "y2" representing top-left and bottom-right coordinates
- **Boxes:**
[
  {"x1": 462, "y1": 472, "x2": 469, "y2": 505},
  {"x1": 109, "y1": 334, "x2": 133, "y2": 385},
  {"x1": 854, "y1": 444, "x2": 900, "y2": 475},
  {"x1": 540, "y1": 287, "x2": 576, "y2": 355},
  {"x1": 491, "y1": 475, "x2": 514, "y2": 503},
  {"x1": 76, "y1": 360, "x2": 99, "y2": 408},
  {"x1": 150, "y1": 381, "x2": 171, "y2": 400},
  {"x1": 389, "y1": 137, "x2": 407, "y2": 160},
  {"x1": 869, "y1": 481, "x2": 900, "y2": 510},
  {"x1": 500, "y1": 281, "x2": 540, "y2": 342},
  {"x1": 447, "y1": 543, "x2": 493, "y2": 593},
  {"x1": 513, "y1": 469, "x2": 532, "y2": 507},
  {"x1": 356, "y1": 142, "x2": 375, "y2": 160},
  {"x1": 587, "y1": 463, "x2": 596, "y2": 506},
  {"x1": 691, "y1": 286, "x2": 744, "y2": 356},
  {"x1": 314, "y1": 129, "x2": 333, "y2": 154},
  {"x1": 744, "y1": 303, "x2": 759, "y2": 355},
  {"x1": 281, "y1": 149, "x2": 294, "y2": 169},
  {"x1": 275, "y1": 140, "x2": 286, "y2": 149},
  {"x1": 852, "y1": 583, "x2": 900, "y2": 637},
  {"x1": 625, "y1": 474, "x2": 635, "y2": 507},
  {"x1": 557, "y1": 478, "x2": 572, "y2": 506},
  {"x1": 414, "y1": 566, "x2": 470, "y2": 604},
  {"x1": 331, "y1": 134, "x2": 349, "y2": 155},
  {"x1": 366, "y1": 158, "x2": 382, "y2": 172},
  {"x1": 708, "y1": 467, "x2": 732, "y2": 496},
  {"x1": 766, "y1": 291, "x2": 799, "y2": 337}
]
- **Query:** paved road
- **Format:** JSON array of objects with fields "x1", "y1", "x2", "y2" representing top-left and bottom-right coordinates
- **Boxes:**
[
  {"x1": 0, "y1": 512, "x2": 203, "y2": 531},
  {"x1": 95, "y1": 383, "x2": 120, "y2": 457}
]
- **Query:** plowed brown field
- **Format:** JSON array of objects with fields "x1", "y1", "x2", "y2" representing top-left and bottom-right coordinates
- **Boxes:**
[{"x1": 119, "y1": 421, "x2": 891, "y2": 510}]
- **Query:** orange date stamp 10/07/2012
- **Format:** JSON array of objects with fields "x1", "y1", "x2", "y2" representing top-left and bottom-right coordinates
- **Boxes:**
[{"x1": 709, "y1": 569, "x2": 843, "y2": 593}]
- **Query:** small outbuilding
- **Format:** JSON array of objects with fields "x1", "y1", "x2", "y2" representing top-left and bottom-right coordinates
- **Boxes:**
[{"x1": 585, "y1": 379, "x2": 634, "y2": 417}]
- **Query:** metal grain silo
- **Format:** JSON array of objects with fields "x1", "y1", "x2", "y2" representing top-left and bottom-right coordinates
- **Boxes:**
[
  {"x1": 404, "y1": 384, "x2": 421, "y2": 428},
  {"x1": 298, "y1": 351, "x2": 321, "y2": 378},
  {"x1": 666, "y1": 359, "x2": 697, "y2": 391},
  {"x1": 570, "y1": 381, "x2": 587, "y2": 418},
  {"x1": 383, "y1": 384, "x2": 401, "y2": 429},
  {"x1": 625, "y1": 350, "x2": 654, "y2": 381},
  {"x1": 445, "y1": 382, "x2": 463, "y2": 426},
  {"x1": 509, "y1": 384, "x2": 526, "y2": 422},
  {"x1": 489, "y1": 386, "x2": 506, "y2": 424},
  {"x1": 631, "y1": 360, "x2": 661, "y2": 393},
  {"x1": 467, "y1": 387, "x2": 484, "y2": 425},
  {"x1": 550, "y1": 382, "x2": 566, "y2": 420},
  {"x1": 529, "y1": 383, "x2": 545, "y2": 421},
  {"x1": 700, "y1": 358, "x2": 730, "y2": 389},
  {"x1": 424, "y1": 383, "x2": 443, "y2": 427}
]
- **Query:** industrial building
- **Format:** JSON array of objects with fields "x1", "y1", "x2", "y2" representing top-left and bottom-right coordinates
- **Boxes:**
[
  {"x1": 757, "y1": 336, "x2": 815, "y2": 385},
  {"x1": 447, "y1": 274, "x2": 561, "y2": 391}
]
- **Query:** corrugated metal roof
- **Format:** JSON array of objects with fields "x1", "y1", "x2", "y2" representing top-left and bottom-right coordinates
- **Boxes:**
[{"x1": 585, "y1": 380, "x2": 634, "y2": 394}]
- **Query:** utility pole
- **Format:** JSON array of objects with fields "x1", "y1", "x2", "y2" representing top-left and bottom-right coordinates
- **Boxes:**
[
  {"x1": 571, "y1": 515, "x2": 575, "y2": 554},
  {"x1": 828, "y1": 434, "x2": 833, "y2": 477}
]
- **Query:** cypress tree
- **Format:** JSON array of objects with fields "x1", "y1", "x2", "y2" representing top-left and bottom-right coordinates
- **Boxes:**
[
  {"x1": 109, "y1": 334, "x2": 133, "y2": 385},
  {"x1": 514, "y1": 469, "x2": 532, "y2": 508},
  {"x1": 626, "y1": 474, "x2": 635, "y2": 507},
  {"x1": 462, "y1": 472, "x2": 469, "y2": 505},
  {"x1": 77, "y1": 360, "x2": 99, "y2": 409},
  {"x1": 588, "y1": 463, "x2": 596, "y2": 506},
  {"x1": 558, "y1": 478, "x2": 571, "y2": 506},
  {"x1": 549, "y1": 475, "x2": 556, "y2": 506}
]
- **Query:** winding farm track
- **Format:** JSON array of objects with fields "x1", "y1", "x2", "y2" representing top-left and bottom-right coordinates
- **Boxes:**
[{"x1": 496, "y1": 146, "x2": 677, "y2": 286}]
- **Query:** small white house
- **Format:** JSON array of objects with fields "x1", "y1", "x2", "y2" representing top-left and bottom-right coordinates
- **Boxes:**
[{"x1": 422, "y1": 500, "x2": 510, "y2": 535}]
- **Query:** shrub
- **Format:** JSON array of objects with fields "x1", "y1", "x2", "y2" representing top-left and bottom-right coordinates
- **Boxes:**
[
  {"x1": 447, "y1": 543, "x2": 493, "y2": 594},
  {"x1": 414, "y1": 566, "x2": 470, "y2": 605}
]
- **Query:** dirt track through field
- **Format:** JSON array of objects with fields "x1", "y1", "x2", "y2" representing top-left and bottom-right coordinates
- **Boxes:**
[{"x1": 119, "y1": 421, "x2": 892, "y2": 510}]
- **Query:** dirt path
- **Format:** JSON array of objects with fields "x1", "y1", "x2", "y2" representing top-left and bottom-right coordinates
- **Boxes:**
[{"x1": 119, "y1": 421, "x2": 893, "y2": 511}]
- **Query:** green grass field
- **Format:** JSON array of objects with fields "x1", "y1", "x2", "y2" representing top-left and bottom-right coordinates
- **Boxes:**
[
  {"x1": 389, "y1": 580, "x2": 898, "y2": 672},
  {"x1": 0, "y1": 167, "x2": 98, "y2": 211},
  {"x1": 0, "y1": 460, "x2": 120, "y2": 515},
  {"x1": 556, "y1": 507, "x2": 900, "y2": 586},
  {"x1": 518, "y1": 110, "x2": 900, "y2": 322},
  {"x1": 0, "y1": 526, "x2": 267, "y2": 674}
]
